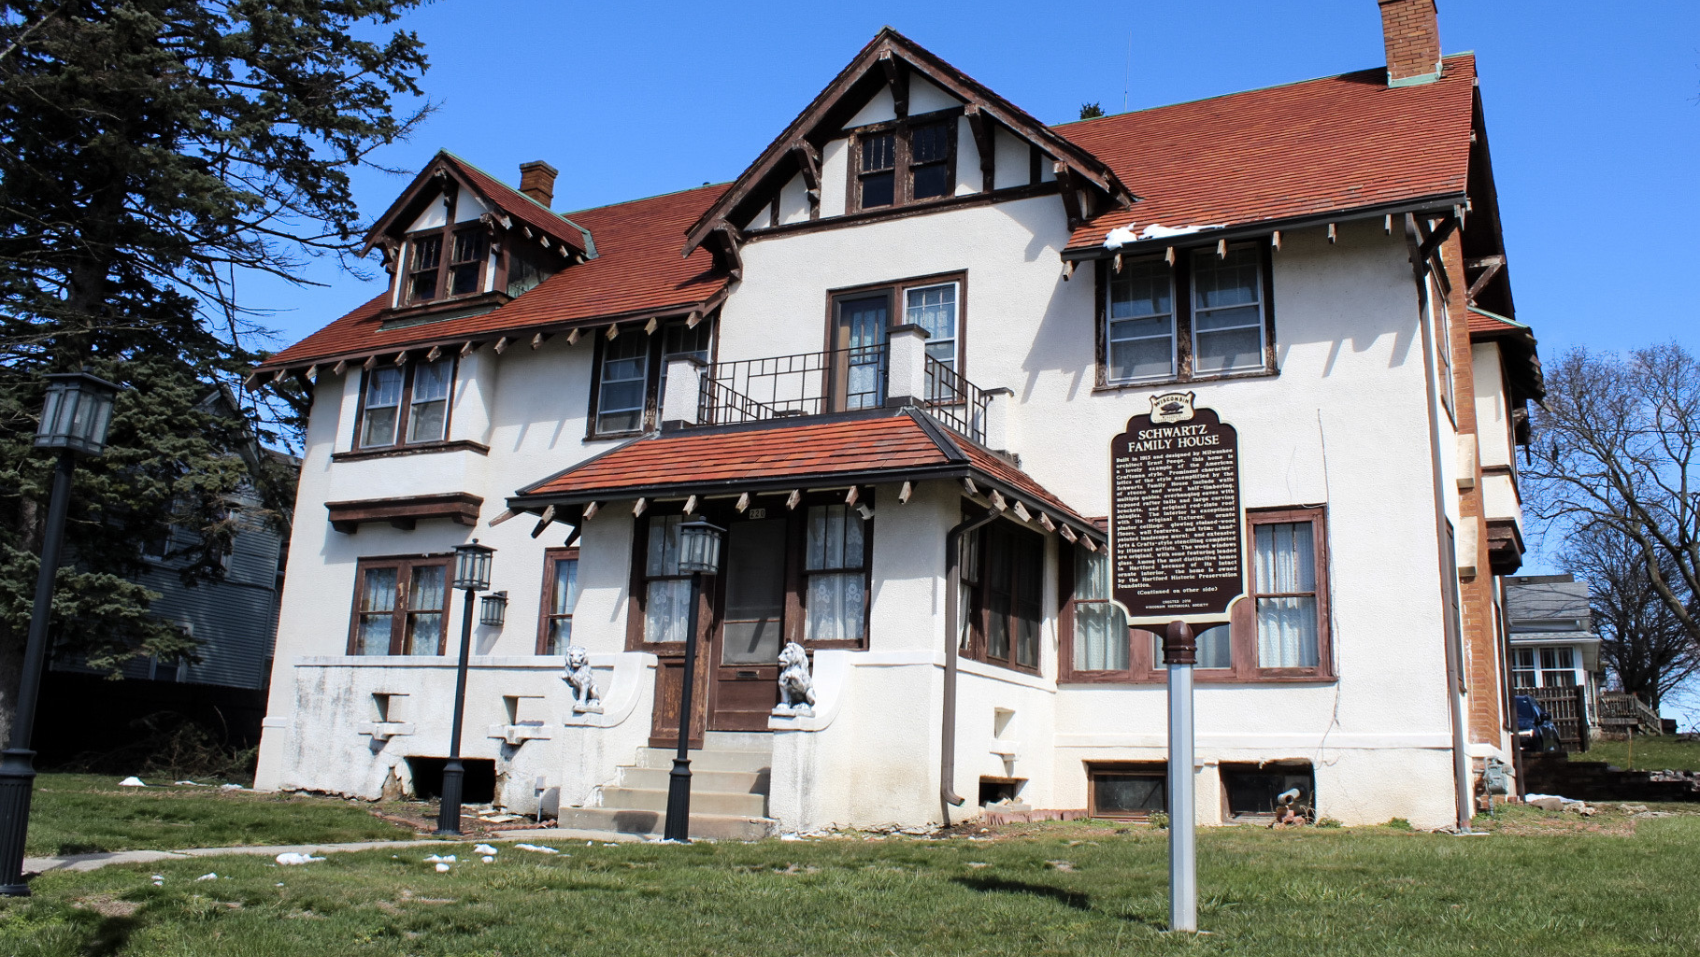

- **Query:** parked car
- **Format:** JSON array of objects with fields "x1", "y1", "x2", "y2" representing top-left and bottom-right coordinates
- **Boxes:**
[{"x1": 1515, "y1": 695, "x2": 1562, "y2": 753}]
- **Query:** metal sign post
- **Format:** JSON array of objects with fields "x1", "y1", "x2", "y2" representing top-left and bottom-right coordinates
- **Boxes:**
[
  {"x1": 1109, "y1": 392, "x2": 1245, "y2": 936},
  {"x1": 1163, "y1": 620, "x2": 1197, "y2": 933}
]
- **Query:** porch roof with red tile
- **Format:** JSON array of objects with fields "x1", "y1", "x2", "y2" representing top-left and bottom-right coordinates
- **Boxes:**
[{"x1": 508, "y1": 409, "x2": 1100, "y2": 538}]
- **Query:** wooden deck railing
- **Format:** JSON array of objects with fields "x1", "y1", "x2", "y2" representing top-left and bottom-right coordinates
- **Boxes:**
[
  {"x1": 1531, "y1": 685, "x2": 1590, "y2": 752},
  {"x1": 1599, "y1": 692, "x2": 1663, "y2": 736}
]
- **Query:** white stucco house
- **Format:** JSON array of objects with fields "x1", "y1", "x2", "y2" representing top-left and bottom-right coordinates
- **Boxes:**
[{"x1": 249, "y1": 1, "x2": 1543, "y2": 834}]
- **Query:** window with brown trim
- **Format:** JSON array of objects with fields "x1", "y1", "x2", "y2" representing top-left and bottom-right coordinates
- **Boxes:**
[
  {"x1": 848, "y1": 110, "x2": 959, "y2": 213},
  {"x1": 1086, "y1": 762, "x2": 1167, "y2": 819},
  {"x1": 1097, "y1": 240, "x2": 1276, "y2": 388},
  {"x1": 356, "y1": 356, "x2": 455, "y2": 449},
  {"x1": 589, "y1": 318, "x2": 715, "y2": 437},
  {"x1": 626, "y1": 494, "x2": 873, "y2": 653},
  {"x1": 349, "y1": 555, "x2": 450, "y2": 655},
  {"x1": 538, "y1": 547, "x2": 580, "y2": 655},
  {"x1": 1059, "y1": 506, "x2": 1333, "y2": 683},
  {"x1": 964, "y1": 519, "x2": 1044, "y2": 672}
]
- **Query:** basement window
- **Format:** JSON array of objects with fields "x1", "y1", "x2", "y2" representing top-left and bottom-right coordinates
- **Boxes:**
[
  {"x1": 1086, "y1": 762, "x2": 1166, "y2": 819},
  {"x1": 1220, "y1": 762, "x2": 1314, "y2": 823}
]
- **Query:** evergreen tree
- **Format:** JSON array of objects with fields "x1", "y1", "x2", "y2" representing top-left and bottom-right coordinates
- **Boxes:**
[{"x1": 0, "y1": 1, "x2": 431, "y2": 737}]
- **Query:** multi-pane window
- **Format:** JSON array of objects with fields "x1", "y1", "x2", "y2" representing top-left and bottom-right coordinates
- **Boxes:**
[
  {"x1": 406, "y1": 235, "x2": 442, "y2": 303},
  {"x1": 1088, "y1": 764, "x2": 1167, "y2": 819},
  {"x1": 805, "y1": 505, "x2": 866, "y2": 642},
  {"x1": 852, "y1": 113, "x2": 959, "y2": 212},
  {"x1": 448, "y1": 229, "x2": 487, "y2": 297},
  {"x1": 407, "y1": 359, "x2": 452, "y2": 443},
  {"x1": 1191, "y1": 245, "x2": 1266, "y2": 374},
  {"x1": 349, "y1": 557, "x2": 449, "y2": 655},
  {"x1": 358, "y1": 357, "x2": 454, "y2": 449},
  {"x1": 1063, "y1": 508, "x2": 1329, "y2": 683},
  {"x1": 591, "y1": 319, "x2": 717, "y2": 437},
  {"x1": 643, "y1": 515, "x2": 693, "y2": 644},
  {"x1": 906, "y1": 281, "x2": 960, "y2": 402},
  {"x1": 596, "y1": 334, "x2": 650, "y2": 434},
  {"x1": 1072, "y1": 547, "x2": 1128, "y2": 671},
  {"x1": 909, "y1": 120, "x2": 954, "y2": 200},
  {"x1": 978, "y1": 522, "x2": 1043, "y2": 670},
  {"x1": 1107, "y1": 259, "x2": 1175, "y2": 381},
  {"x1": 1513, "y1": 647, "x2": 1578, "y2": 688},
  {"x1": 859, "y1": 132, "x2": 897, "y2": 208},
  {"x1": 539, "y1": 549, "x2": 580, "y2": 656},
  {"x1": 1253, "y1": 519, "x2": 1320, "y2": 668},
  {"x1": 1100, "y1": 242, "x2": 1272, "y2": 386},
  {"x1": 361, "y1": 367, "x2": 404, "y2": 447}
]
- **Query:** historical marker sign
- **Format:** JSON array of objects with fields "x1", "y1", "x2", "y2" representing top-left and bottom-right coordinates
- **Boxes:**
[{"x1": 1111, "y1": 391, "x2": 1244, "y2": 618}]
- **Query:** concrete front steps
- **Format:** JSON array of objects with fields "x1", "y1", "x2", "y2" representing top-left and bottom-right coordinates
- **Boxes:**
[{"x1": 554, "y1": 732, "x2": 776, "y2": 841}]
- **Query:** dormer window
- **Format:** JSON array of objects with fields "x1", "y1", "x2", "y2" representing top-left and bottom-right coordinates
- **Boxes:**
[
  {"x1": 402, "y1": 224, "x2": 489, "y2": 306},
  {"x1": 850, "y1": 111, "x2": 958, "y2": 212}
]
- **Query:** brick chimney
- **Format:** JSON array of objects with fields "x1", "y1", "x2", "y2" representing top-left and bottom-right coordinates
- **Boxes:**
[
  {"x1": 1379, "y1": 0, "x2": 1442, "y2": 87},
  {"x1": 518, "y1": 160, "x2": 558, "y2": 207}
]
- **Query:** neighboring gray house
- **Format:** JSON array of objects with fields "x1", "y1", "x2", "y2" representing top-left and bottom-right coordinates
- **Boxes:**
[
  {"x1": 125, "y1": 484, "x2": 289, "y2": 690},
  {"x1": 1505, "y1": 574, "x2": 1605, "y2": 725}
]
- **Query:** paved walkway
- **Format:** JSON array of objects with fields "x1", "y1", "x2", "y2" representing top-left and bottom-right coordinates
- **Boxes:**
[{"x1": 24, "y1": 829, "x2": 646, "y2": 876}]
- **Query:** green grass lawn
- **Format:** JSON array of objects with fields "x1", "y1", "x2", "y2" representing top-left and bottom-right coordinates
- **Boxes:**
[
  {"x1": 4, "y1": 809, "x2": 1698, "y2": 956},
  {"x1": 1585, "y1": 735, "x2": 1700, "y2": 772},
  {"x1": 25, "y1": 774, "x2": 415, "y2": 857}
]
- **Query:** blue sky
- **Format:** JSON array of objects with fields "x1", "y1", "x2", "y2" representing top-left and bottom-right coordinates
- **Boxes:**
[
  {"x1": 246, "y1": 0, "x2": 1700, "y2": 358},
  {"x1": 242, "y1": 1, "x2": 1700, "y2": 723}
]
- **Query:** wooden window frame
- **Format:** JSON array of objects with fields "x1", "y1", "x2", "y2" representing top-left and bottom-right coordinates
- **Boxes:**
[
  {"x1": 824, "y1": 270, "x2": 969, "y2": 376},
  {"x1": 1094, "y1": 238, "x2": 1278, "y2": 391},
  {"x1": 1085, "y1": 761, "x2": 1168, "y2": 820},
  {"x1": 397, "y1": 184, "x2": 493, "y2": 309},
  {"x1": 537, "y1": 547, "x2": 580, "y2": 655},
  {"x1": 961, "y1": 518, "x2": 1045, "y2": 676},
  {"x1": 353, "y1": 356, "x2": 457, "y2": 451},
  {"x1": 1058, "y1": 506, "x2": 1334, "y2": 684},
  {"x1": 346, "y1": 554, "x2": 451, "y2": 656},
  {"x1": 846, "y1": 108, "x2": 962, "y2": 214},
  {"x1": 624, "y1": 492, "x2": 873, "y2": 654},
  {"x1": 587, "y1": 317, "x2": 717, "y2": 440}
]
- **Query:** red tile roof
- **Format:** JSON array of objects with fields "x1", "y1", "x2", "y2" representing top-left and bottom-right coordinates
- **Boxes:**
[
  {"x1": 258, "y1": 183, "x2": 729, "y2": 372},
  {"x1": 441, "y1": 153, "x2": 593, "y2": 257},
  {"x1": 512, "y1": 410, "x2": 1096, "y2": 534},
  {"x1": 1058, "y1": 56, "x2": 1477, "y2": 252}
]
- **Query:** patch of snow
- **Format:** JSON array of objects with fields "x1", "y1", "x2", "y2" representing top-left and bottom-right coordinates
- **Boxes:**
[
  {"x1": 434, "y1": 862, "x2": 451, "y2": 873},
  {"x1": 119, "y1": 776, "x2": 146, "y2": 787},
  {"x1": 196, "y1": 873, "x2": 218, "y2": 882},
  {"x1": 472, "y1": 844, "x2": 498, "y2": 856},
  {"x1": 219, "y1": 783, "x2": 243, "y2": 790},
  {"x1": 1102, "y1": 222, "x2": 1226, "y2": 249},
  {"x1": 513, "y1": 843, "x2": 559, "y2": 854},
  {"x1": 174, "y1": 780, "x2": 202, "y2": 786},
  {"x1": 275, "y1": 853, "x2": 324, "y2": 866},
  {"x1": 481, "y1": 855, "x2": 494, "y2": 863}
]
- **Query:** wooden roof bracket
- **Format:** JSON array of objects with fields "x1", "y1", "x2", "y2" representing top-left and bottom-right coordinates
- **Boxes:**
[
  {"x1": 790, "y1": 141, "x2": 822, "y2": 220},
  {"x1": 1054, "y1": 164, "x2": 1084, "y2": 232},
  {"x1": 1466, "y1": 254, "x2": 1505, "y2": 305},
  {"x1": 964, "y1": 105, "x2": 996, "y2": 192},
  {"x1": 879, "y1": 50, "x2": 909, "y2": 118},
  {"x1": 712, "y1": 223, "x2": 745, "y2": 280}
]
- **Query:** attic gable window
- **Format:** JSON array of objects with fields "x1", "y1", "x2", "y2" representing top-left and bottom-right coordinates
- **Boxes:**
[{"x1": 849, "y1": 110, "x2": 959, "y2": 213}]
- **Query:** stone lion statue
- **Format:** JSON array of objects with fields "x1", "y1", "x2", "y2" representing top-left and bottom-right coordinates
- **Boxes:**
[
  {"x1": 564, "y1": 645, "x2": 601, "y2": 713},
  {"x1": 774, "y1": 641, "x2": 815, "y2": 717}
]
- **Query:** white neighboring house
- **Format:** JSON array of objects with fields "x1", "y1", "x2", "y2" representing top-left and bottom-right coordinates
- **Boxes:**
[
  {"x1": 249, "y1": 2, "x2": 1542, "y2": 832},
  {"x1": 1505, "y1": 574, "x2": 1605, "y2": 726}
]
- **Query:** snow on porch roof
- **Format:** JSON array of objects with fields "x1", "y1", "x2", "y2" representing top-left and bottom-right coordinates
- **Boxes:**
[{"x1": 506, "y1": 408, "x2": 1101, "y2": 539}]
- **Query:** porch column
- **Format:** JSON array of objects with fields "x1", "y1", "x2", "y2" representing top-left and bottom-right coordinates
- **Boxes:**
[
  {"x1": 885, "y1": 324, "x2": 930, "y2": 408},
  {"x1": 661, "y1": 356, "x2": 706, "y2": 429}
]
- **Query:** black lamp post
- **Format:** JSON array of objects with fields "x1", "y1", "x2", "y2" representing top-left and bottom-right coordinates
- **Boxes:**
[
  {"x1": 0, "y1": 372, "x2": 122, "y2": 896},
  {"x1": 662, "y1": 516, "x2": 724, "y2": 843},
  {"x1": 437, "y1": 540, "x2": 493, "y2": 837}
]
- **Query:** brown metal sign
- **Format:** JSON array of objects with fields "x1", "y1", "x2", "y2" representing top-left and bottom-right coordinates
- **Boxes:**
[{"x1": 1111, "y1": 392, "x2": 1243, "y2": 618}]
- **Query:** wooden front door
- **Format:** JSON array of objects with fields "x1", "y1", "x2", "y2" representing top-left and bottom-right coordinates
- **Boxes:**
[
  {"x1": 830, "y1": 294, "x2": 888, "y2": 412},
  {"x1": 708, "y1": 517, "x2": 786, "y2": 730}
]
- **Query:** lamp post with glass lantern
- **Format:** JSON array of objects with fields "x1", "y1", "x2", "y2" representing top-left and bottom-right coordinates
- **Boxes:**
[
  {"x1": 662, "y1": 516, "x2": 724, "y2": 843},
  {"x1": 437, "y1": 540, "x2": 494, "y2": 836},
  {"x1": 0, "y1": 372, "x2": 122, "y2": 896}
]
